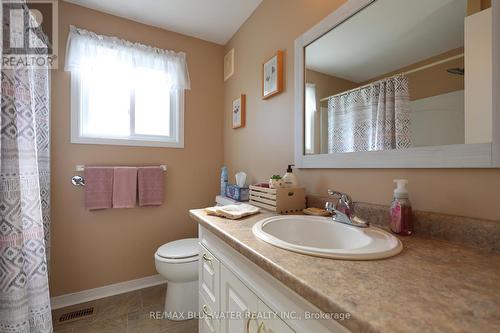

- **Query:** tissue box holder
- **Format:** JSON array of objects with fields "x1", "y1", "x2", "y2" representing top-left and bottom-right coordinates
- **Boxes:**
[{"x1": 226, "y1": 185, "x2": 250, "y2": 202}]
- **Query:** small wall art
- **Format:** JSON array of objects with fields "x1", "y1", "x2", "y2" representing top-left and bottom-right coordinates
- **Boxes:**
[
  {"x1": 232, "y1": 94, "x2": 246, "y2": 129},
  {"x1": 262, "y1": 50, "x2": 284, "y2": 99},
  {"x1": 224, "y1": 48, "x2": 235, "y2": 81}
]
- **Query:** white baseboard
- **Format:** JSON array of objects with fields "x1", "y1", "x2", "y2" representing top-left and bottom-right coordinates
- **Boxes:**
[{"x1": 51, "y1": 274, "x2": 166, "y2": 310}]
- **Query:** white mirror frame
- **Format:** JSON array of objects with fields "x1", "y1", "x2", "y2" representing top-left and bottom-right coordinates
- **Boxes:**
[{"x1": 294, "y1": 0, "x2": 500, "y2": 168}]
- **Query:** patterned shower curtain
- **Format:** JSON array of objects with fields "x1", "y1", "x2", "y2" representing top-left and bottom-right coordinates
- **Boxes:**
[
  {"x1": 0, "y1": 2, "x2": 52, "y2": 333},
  {"x1": 327, "y1": 75, "x2": 412, "y2": 153}
]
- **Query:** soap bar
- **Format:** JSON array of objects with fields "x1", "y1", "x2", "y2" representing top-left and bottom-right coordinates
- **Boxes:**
[
  {"x1": 303, "y1": 207, "x2": 331, "y2": 216},
  {"x1": 226, "y1": 184, "x2": 250, "y2": 202}
]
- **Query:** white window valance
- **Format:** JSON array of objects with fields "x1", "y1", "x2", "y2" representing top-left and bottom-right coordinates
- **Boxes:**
[{"x1": 64, "y1": 25, "x2": 191, "y2": 90}]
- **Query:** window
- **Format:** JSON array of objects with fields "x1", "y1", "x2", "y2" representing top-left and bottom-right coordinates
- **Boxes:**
[
  {"x1": 71, "y1": 63, "x2": 181, "y2": 147},
  {"x1": 65, "y1": 26, "x2": 190, "y2": 147}
]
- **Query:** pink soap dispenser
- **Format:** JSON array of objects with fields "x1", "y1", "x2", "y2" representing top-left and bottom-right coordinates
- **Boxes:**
[{"x1": 390, "y1": 179, "x2": 412, "y2": 235}]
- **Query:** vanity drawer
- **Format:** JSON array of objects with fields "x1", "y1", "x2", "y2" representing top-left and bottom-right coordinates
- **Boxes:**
[
  {"x1": 199, "y1": 243, "x2": 220, "y2": 313},
  {"x1": 199, "y1": 292, "x2": 218, "y2": 333}
]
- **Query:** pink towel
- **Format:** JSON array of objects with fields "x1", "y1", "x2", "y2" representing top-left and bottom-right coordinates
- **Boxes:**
[
  {"x1": 112, "y1": 167, "x2": 138, "y2": 208},
  {"x1": 84, "y1": 167, "x2": 114, "y2": 210},
  {"x1": 138, "y1": 167, "x2": 164, "y2": 206}
]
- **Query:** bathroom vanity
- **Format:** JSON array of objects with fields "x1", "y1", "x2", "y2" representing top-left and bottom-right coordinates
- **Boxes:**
[
  {"x1": 190, "y1": 209, "x2": 500, "y2": 333},
  {"x1": 196, "y1": 216, "x2": 346, "y2": 333},
  {"x1": 191, "y1": 0, "x2": 500, "y2": 330}
]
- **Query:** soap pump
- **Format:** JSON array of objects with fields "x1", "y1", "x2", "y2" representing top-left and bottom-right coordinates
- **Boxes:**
[
  {"x1": 390, "y1": 179, "x2": 412, "y2": 235},
  {"x1": 282, "y1": 164, "x2": 298, "y2": 188}
]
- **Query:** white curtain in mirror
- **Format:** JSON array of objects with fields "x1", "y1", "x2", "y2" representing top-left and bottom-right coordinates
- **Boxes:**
[
  {"x1": 305, "y1": 83, "x2": 317, "y2": 154},
  {"x1": 327, "y1": 75, "x2": 412, "y2": 153}
]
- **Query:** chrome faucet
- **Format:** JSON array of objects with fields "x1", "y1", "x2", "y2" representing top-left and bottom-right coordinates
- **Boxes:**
[{"x1": 325, "y1": 190, "x2": 370, "y2": 228}]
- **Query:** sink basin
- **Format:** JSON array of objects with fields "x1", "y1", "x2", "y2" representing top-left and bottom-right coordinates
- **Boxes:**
[{"x1": 252, "y1": 215, "x2": 402, "y2": 260}]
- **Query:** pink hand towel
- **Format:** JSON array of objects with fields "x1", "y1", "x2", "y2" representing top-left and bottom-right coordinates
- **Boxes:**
[
  {"x1": 84, "y1": 167, "x2": 114, "y2": 210},
  {"x1": 112, "y1": 167, "x2": 138, "y2": 208},
  {"x1": 138, "y1": 167, "x2": 164, "y2": 206}
]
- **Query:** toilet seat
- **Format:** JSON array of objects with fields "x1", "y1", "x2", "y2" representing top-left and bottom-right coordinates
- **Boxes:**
[
  {"x1": 156, "y1": 238, "x2": 198, "y2": 263},
  {"x1": 154, "y1": 253, "x2": 198, "y2": 264}
]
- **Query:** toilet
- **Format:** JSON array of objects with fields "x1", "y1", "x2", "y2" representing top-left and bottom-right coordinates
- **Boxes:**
[{"x1": 154, "y1": 238, "x2": 199, "y2": 319}]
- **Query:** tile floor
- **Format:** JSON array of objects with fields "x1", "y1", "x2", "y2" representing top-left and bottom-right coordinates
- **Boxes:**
[{"x1": 52, "y1": 284, "x2": 198, "y2": 333}]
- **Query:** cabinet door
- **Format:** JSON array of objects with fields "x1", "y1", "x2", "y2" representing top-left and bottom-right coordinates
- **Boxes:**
[
  {"x1": 257, "y1": 299, "x2": 295, "y2": 333},
  {"x1": 199, "y1": 244, "x2": 220, "y2": 312},
  {"x1": 220, "y1": 264, "x2": 259, "y2": 333}
]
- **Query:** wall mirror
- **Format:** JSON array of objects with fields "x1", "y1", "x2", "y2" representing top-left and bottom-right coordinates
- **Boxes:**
[{"x1": 294, "y1": 0, "x2": 499, "y2": 168}]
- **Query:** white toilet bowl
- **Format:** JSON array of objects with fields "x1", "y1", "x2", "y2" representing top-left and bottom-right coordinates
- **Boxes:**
[{"x1": 154, "y1": 238, "x2": 199, "y2": 320}]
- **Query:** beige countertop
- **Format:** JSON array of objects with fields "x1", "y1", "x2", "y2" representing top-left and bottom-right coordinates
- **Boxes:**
[{"x1": 189, "y1": 209, "x2": 500, "y2": 333}]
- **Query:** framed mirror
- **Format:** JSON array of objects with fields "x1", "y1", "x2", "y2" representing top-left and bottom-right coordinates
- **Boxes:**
[{"x1": 294, "y1": 0, "x2": 500, "y2": 168}]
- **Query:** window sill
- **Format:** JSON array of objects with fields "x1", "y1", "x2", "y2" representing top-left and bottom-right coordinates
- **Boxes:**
[{"x1": 71, "y1": 136, "x2": 184, "y2": 148}]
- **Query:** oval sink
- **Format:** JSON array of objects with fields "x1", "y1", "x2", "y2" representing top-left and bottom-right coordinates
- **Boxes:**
[{"x1": 252, "y1": 215, "x2": 402, "y2": 260}]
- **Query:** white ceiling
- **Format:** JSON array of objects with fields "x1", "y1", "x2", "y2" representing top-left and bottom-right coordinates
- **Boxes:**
[
  {"x1": 305, "y1": 0, "x2": 467, "y2": 83},
  {"x1": 64, "y1": 0, "x2": 263, "y2": 45}
]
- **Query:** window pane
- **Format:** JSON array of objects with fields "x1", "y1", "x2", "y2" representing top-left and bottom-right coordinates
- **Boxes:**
[
  {"x1": 81, "y1": 62, "x2": 131, "y2": 138},
  {"x1": 134, "y1": 68, "x2": 171, "y2": 137}
]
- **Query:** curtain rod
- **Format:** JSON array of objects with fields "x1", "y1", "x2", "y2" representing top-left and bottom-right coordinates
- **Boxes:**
[{"x1": 319, "y1": 53, "x2": 464, "y2": 102}]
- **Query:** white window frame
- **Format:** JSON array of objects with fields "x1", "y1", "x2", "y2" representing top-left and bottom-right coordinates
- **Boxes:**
[{"x1": 70, "y1": 71, "x2": 184, "y2": 148}]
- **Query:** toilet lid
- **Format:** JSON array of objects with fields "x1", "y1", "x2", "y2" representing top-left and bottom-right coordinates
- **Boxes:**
[{"x1": 156, "y1": 238, "x2": 198, "y2": 259}]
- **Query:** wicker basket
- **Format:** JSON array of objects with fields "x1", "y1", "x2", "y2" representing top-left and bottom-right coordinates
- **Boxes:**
[{"x1": 249, "y1": 185, "x2": 306, "y2": 214}]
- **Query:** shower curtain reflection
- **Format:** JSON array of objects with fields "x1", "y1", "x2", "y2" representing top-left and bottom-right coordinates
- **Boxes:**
[{"x1": 327, "y1": 75, "x2": 412, "y2": 153}]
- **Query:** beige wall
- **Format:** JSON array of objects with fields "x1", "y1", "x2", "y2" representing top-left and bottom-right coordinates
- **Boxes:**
[
  {"x1": 50, "y1": 2, "x2": 224, "y2": 296},
  {"x1": 306, "y1": 69, "x2": 358, "y2": 101},
  {"x1": 223, "y1": 0, "x2": 500, "y2": 222},
  {"x1": 309, "y1": 49, "x2": 465, "y2": 103},
  {"x1": 360, "y1": 48, "x2": 465, "y2": 101}
]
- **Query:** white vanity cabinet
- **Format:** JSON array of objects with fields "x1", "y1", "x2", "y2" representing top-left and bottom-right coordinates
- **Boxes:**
[
  {"x1": 199, "y1": 243, "x2": 292, "y2": 333},
  {"x1": 198, "y1": 226, "x2": 350, "y2": 333},
  {"x1": 220, "y1": 264, "x2": 259, "y2": 333},
  {"x1": 199, "y1": 292, "x2": 218, "y2": 333},
  {"x1": 199, "y1": 244, "x2": 220, "y2": 333},
  {"x1": 220, "y1": 264, "x2": 295, "y2": 333}
]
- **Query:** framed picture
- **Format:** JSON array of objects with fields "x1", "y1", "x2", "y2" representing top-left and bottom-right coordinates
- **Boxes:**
[
  {"x1": 232, "y1": 94, "x2": 246, "y2": 129},
  {"x1": 262, "y1": 50, "x2": 284, "y2": 99},
  {"x1": 224, "y1": 49, "x2": 235, "y2": 81}
]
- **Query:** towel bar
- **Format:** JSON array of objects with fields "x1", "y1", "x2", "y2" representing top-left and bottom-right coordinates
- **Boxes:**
[
  {"x1": 71, "y1": 165, "x2": 167, "y2": 187},
  {"x1": 75, "y1": 164, "x2": 167, "y2": 171}
]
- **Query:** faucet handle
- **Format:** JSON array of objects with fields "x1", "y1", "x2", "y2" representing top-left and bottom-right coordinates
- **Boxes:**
[
  {"x1": 327, "y1": 190, "x2": 354, "y2": 217},
  {"x1": 325, "y1": 201, "x2": 335, "y2": 214},
  {"x1": 328, "y1": 190, "x2": 352, "y2": 203},
  {"x1": 327, "y1": 189, "x2": 339, "y2": 196},
  {"x1": 326, "y1": 190, "x2": 369, "y2": 228}
]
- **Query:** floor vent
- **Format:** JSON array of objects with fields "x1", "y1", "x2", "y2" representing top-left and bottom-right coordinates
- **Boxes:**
[{"x1": 57, "y1": 306, "x2": 95, "y2": 324}]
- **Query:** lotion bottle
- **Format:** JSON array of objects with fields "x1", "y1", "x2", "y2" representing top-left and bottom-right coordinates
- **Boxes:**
[
  {"x1": 282, "y1": 164, "x2": 298, "y2": 188},
  {"x1": 390, "y1": 179, "x2": 412, "y2": 235}
]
